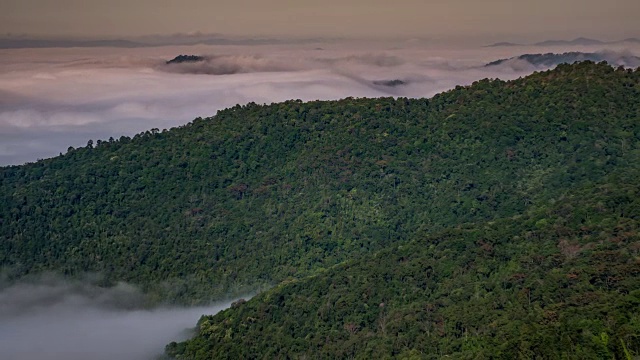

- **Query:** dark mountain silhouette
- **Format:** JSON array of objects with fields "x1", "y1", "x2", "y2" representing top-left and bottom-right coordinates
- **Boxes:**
[
  {"x1": 487, "y1": 37, "x2": 640, "y2": 47},
  {"x1": 486, "y1": 51, "x2": 640, "y2": 68}
]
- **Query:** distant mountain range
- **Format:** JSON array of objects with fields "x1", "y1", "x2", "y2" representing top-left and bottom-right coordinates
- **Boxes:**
[
  {"x1": 486, "y1": 51, "x2": 640, "y2": 68},
  {"x1": 0, "y1": 35, "x2": 325, "y2": 49},
  {"x1": 4, "y1": 35, "x2": 639, "y2": 50},
  {"x1": 487, "y1": 37, "x2": 640, "y2": 47},
  {"x1": 0, "y1": 38, "x2": 143, "y2": 49},
  {"x1": 486, "y1": 41, "x2": 521, "y2": 47}
]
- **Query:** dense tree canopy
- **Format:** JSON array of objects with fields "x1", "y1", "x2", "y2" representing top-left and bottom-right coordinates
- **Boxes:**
[
  {"x1": 1, "y1": 61, "x2": 639, "y2": 357},
  {"x1": 168, "y1": 175, "x2": 640, "y2": 359}
]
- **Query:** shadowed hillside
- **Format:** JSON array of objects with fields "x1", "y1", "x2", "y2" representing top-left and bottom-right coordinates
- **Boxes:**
[{"x1": 168, "y1": 175, "x2": 640, "y2": 359}]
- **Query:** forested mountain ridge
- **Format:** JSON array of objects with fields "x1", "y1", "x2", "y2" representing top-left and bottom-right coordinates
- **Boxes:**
[
  {"x1": 164, "y1": 63, "x2": 640, "y2": 359},
  {"x1": 1, "y1": 62, "x2": 639, "y2": 308},
  {"x1": 167, "y1": 174, "x2": 640, "y2": 359}
]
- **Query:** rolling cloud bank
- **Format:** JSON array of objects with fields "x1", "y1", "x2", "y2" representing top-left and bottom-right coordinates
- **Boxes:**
[{"x1": 0, "y1": 275, "x2": 238, "y2": 360}]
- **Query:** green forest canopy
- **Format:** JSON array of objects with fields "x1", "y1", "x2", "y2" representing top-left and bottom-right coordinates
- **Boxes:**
[{"x1": 1, "y1": 61, "x2": 639, "y2": 358}]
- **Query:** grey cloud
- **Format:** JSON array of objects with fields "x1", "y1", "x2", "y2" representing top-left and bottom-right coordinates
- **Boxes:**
[
  {"x1": 0, "y1": 276, "x2": 239, "y2": 360},
  {"x1": 0, "y1": 278, "x2": 144, "y2": 318},
  {"x1": 0, "y1": 90, "x2": 32, "y2": 107},
  {"x1": 315, "y1": 53, "x2": 405, "y2": 67}
]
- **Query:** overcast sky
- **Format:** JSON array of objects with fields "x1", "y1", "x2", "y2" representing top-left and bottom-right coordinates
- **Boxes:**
[{"x1": 2, "y1": 0, "x2": 639, "y2": 41}]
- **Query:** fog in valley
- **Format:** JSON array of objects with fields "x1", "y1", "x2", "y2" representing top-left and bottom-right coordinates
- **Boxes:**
[
  {"x1": 2, "y1": 39, "x2": 638, "y2": 165},
  {"x1": 0, "y1": 275, "x2": 239, "y2": 360}
]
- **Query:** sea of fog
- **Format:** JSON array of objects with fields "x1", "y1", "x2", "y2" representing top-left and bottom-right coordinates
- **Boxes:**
[
  {"x1": 0, "y1": 277, "x2": 239, "y2": 360},
  {"x1": 0, "y1": 40, "x2": 638, "y2": 165}
]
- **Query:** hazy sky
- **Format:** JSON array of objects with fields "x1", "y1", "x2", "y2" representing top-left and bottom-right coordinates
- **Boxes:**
[{"x1": 2, "y1": 0, "x2": 639, "y2": 40}]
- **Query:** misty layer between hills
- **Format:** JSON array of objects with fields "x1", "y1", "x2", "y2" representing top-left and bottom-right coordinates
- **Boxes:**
[
  {"x1": 156, "y1": 52, "x2": 409, "y2": 77},
  {"x1": 0, "y1": 276, "x2": 238, "y2": 360},
  {"x1": 159, "y1": 54, "x2": 299, "y2": 75}
]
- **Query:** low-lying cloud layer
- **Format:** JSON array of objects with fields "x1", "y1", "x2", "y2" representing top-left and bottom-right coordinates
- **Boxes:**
[
  {"x1": 159, "y1": 54, "x2": 303, "y2": 75},
  {"x1": 0, "y1": 276, "x2": 237, "y2": 360},
  {"x1": 1, "y1": 41, "x2": 638, "y2": 165}
]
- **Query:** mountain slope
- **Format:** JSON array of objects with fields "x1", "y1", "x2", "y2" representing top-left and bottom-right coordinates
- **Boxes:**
[
  {"x1": 167, "y1": 174, "x2": 640, "y2": 359},
  {"x1": 1, "y1": 62, "x2": 639, "y2": 305}
]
